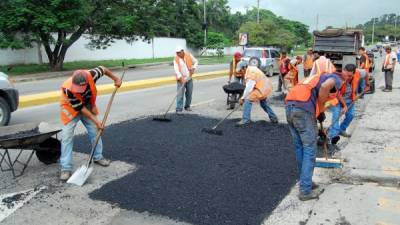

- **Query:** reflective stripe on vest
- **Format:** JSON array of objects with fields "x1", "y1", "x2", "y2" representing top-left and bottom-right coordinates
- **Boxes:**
[
  {"x1": 304, "y1": 54, "x2": 314, "y2": 69},
  {"x1": 246, "y1": 66, "x2": 273, "y2": 101},
  {"x1": 60, "y1": 71, "x2": 97, "y2": 125},
  {"x1": 175, "y1": 53, "x2": 193, "y2": 79}
]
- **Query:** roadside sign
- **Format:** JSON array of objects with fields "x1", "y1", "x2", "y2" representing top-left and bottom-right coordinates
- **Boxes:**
[{"x1": 239, "y1": 33, "x2": 248, "y2": 46}]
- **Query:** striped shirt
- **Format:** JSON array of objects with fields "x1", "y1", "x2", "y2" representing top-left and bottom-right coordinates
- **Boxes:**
[{"x1": 64, "y1": 67, "x2": 105, "y2": 112}]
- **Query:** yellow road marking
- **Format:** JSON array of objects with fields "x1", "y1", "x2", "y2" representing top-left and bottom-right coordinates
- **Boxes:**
[
  {"x1": 19, "y1": 70, "x2": 228, "y2": 108},
  {"x1": 378, "y1": 197, "x2": 400, "y2": 213}
]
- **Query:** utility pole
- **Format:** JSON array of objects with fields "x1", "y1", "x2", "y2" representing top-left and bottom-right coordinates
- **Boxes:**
[
  {"x1": 203, "y1": 0, "x2": 207, "y2": 47},
  {"x1": 257, "y1": 0, "x2": 260, "y2": 24},
  {"x1": 395, "y1": 14, "x2": 397, "y2": 42},
  {"x1": 372, "y1": 17, "x2": 375, "y2": 44},
  {"x1": 316, "y1": 14, "x2": 319, "y2": 31}
]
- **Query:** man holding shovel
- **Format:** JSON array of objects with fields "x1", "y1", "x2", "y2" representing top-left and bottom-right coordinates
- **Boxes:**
[
  {"x1": 173, "y1": 46, "x2": 198, "y2": 114},
  {"x1": 59, "y1": 66, "x2": 121, "y2": 181}
]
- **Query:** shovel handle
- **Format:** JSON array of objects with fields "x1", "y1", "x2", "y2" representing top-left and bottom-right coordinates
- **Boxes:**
[{"x1": 86, "y1": 66, "x2": 126, "y2": 167}]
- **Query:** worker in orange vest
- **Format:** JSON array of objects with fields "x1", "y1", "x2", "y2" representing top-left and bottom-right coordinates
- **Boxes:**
[
  {"x1": 59, "y1": 66, "x2": 122, "y2": 181},
  {"x1": 303, "y1": 48, "x2": 314, "y2": 78},
  {"x1": 174, "y1": 46, "x2": 198, "y2": 113},
  {"x1": 310, "y1": 51, "x2": 336, "y2": 77},
  {"x1": 284, "y1": 56, "x2": 303, "y2": 93},
  {"x1": 357, "y1": 47, "x2": 371, "y2": 96},
  {"x1": 236, "y1": 62, "x2": 278, "y2": 126},
  {"x1": 285, "y1": 64, "x2": 354, "y2": 201},
  {"x1": 228, "y1": 52, "x2": 244, "y2": 84},
  {"x1": 382, "y1": 46, "x2": 397, "y2": 92},
  {"x1": 277, "y1": 52, "x2": 290, "y2": 92},
  {"x1": 327, "y1": 65, "x2": 360, "y2": 147}
]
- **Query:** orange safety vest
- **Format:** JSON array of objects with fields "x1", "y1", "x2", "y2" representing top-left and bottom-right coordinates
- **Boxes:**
[
  {"x1": 360, "y1": 53, "x2": 370, "y2": 75},
  {"x1": 340, "y1": 70, "x2": 361, "y2": 102},
  {"x1": 310, "y1": 57, "x2": 336, "y2": 77},
  {"x1": 286, "y1": 74, "x2": 338, "y2": 116},
  {"x1": 285, "y1": 62, "x2": 299, "y2": 86},
  {"x1": 304, "y1": 54, "x2": 314, "y2": 70},
  {"x1": 60, "y1": 71, "x2": 97, "y2": 125},
  {"x1": 231, "y1": 57, "x2": 243, "y2": 78},
  {"x1": 175, "y1": 53, "x2": 193, "y2": 80},
  {"x1": 246, "y1": 66, "x2": 273, "y2": 102}
]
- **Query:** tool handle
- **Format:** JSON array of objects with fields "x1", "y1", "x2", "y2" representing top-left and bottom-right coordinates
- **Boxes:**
[
  {"x1": 212, "y1": 106, "x2": 240, "y2": 129},
  {"x1": 163, "y1": 78, "x2": 191, "y2": 116},
  {"x1": 86, "y1": 67, "x2": 126, "y2": 167}
]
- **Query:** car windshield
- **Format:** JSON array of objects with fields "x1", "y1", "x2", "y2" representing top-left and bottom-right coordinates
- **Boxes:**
[{"x1": 244, "y1": 49, "x2": 262, "y2": 58}]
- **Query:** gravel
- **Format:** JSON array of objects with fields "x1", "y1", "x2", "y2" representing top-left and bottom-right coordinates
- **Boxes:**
[{"x1": 75, "y1": 114, "x2": 297, "y2": 225}]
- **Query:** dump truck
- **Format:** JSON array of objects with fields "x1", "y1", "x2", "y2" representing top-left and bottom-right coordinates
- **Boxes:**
[{"x1": 313, "y1": 28, "x2": 363, "y2": 71}]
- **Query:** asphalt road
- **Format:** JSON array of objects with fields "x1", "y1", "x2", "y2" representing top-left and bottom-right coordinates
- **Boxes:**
[{"x1": 15, "y1": 64, "x2": 228, "y2": 95}]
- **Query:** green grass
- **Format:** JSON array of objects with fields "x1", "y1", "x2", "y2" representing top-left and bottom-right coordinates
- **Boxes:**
[
  {"x1": 1, "y1": 55, "x2": 232, "y2": 76},
  {"x1": 292, "y1": 48, "x2": 307, "y2": 57}
]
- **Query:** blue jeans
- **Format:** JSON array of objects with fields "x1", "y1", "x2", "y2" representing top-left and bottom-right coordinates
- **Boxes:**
[
  {"x1": 242, "y1": 99, "x2": 278, "y2": 122},
  {"x1": 285, "y1": 106, "x2": 317, "y2": 194},
  {"x1": 60, "y1": 114, "x2": 103, "y2": 171},
  {"x1": 328, "y1": 101, "x2": 355, "y2": 139},
  {"x1": 176, "y1": 79, "x2": 193, "y2": 111},
  {"x1": 358, "y1": 78, "x2": 365, "y2": 94}
]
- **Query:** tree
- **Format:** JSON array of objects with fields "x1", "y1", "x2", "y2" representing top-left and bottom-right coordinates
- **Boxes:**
[{"x1": 0, "y1": 0, "x2": 157, "y2": 70}]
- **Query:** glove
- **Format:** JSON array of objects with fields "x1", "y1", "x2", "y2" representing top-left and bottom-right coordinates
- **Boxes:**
[{"x1": 317, "y1": 112, "x2": 326, "y2": 123}]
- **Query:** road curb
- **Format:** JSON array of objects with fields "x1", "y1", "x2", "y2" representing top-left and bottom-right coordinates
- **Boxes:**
[{"x1": 19, "y1": 70, "x2": 228, "y2": 108}]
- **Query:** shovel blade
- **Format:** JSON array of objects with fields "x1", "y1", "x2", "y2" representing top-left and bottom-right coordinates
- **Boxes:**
[{"x1": 67, "y1": 165, "x2": 93, "y2": 186}]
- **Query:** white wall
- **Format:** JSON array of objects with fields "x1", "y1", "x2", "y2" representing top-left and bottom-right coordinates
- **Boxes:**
[{"x1": 0, "y1": 36, "x2": 187, "y2": 66}]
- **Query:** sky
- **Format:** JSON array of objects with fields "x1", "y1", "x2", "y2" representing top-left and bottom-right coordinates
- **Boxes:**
[{"x1": 228, "y1": 0, "x2": 400, "y2": 30}]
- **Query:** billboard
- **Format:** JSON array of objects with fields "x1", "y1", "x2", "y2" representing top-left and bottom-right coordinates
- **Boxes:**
[{"x1": 239, "y1": 33, "x2": 248, "y2": 46}]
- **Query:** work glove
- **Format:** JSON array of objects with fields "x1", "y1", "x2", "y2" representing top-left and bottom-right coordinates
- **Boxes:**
[{"x1": 317, "y1": 112, "x2": 326, "y2": 123}]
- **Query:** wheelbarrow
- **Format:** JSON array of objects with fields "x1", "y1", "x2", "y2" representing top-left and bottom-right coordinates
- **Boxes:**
[
  {"x1": 223, "y1": 82, "x2": 245, "y2": 110},
  {"x1": 0, "y1": 122, "x2": 61, "y2": 178}
]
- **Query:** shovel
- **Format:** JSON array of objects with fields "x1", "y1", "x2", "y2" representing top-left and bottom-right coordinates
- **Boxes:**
[
  {"x1": 153, "y1": 78, "x2": 190, "y2": 122},
  {"x1": 67, "y1": 65, "x2": 126, "y2": 186}
]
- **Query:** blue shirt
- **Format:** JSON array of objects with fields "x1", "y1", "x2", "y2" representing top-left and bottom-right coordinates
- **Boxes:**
[{"x1": 287, "y1": 73, "x2": 342, "y2": 114}]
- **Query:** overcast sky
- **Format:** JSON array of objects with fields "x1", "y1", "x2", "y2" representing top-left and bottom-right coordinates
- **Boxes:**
[{"x1": 229, "y1": 0, "x2": 400, "y2": 30}]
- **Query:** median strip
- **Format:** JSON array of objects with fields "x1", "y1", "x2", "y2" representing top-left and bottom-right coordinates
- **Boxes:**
[{"x1": 19, "y1": 70, "x2": 228, "y2": 108}]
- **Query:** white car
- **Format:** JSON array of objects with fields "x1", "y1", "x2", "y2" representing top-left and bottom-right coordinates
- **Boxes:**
[
  {"x1": 241, "y1": 47, "x2": 281, "y2": 76},
  {"x1": 0, "y1": 72, "x2": 19, "y2": 126}
]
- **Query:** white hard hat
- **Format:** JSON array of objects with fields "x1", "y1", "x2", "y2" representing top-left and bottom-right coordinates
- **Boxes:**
[
  {"x1": 236, "y1": 60, "x2": 248, "y2": 73},
  {"x1": 175, "y1": 46, "x2": 184, "y2": 53}
]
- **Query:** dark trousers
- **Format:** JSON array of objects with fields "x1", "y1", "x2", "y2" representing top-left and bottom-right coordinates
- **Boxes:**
[
  {"x1": 384, "y1": 70, "x2": 394, "y2": 90},
  {"x1": 304, "y1": 69, "x2": 311, "y2": 78}
]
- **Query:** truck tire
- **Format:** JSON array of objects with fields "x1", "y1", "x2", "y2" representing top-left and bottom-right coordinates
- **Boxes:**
[{"x1": 0, "y1": 97, "x2": 11, "y2": 126}]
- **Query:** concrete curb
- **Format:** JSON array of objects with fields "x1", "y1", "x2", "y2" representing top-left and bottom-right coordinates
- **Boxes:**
[
  {"x1": 19, "y1": 70, "x2": 228, "y2": 108},
  {"x1": 11, "y1": 62, "x2": 172, "y2": 83}
]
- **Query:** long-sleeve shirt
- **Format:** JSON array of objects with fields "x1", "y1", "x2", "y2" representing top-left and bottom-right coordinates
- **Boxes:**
[
  {"x1": 241, "y1": 79, "x2": 256, "y2": 100},
  {"x1": 63, "y1": 66, "x2": 105, "y2": 112},
  {"x1": 173, "y1": 54, "x2": 198, "y2": 80}
]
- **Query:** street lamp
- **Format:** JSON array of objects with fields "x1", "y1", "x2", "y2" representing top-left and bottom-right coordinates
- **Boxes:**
[{"x1": 203, "y1": 0, "x2": 207, "y2": 47}]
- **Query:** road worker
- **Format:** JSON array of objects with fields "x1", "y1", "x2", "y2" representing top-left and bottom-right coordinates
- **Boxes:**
[
  {"x1": 327, "y1": 65, "x2": 360, "y2": 146},
  {"x1": 174, "y1": 46, "x2": 199, "y2": 113},
  {"x1": 59, "y1": 66, "x2": 122, "y2": 181},
  {"x1": 357, "y1": 47, "x2": 371, "y2": 95},
  {"x1": 276, "y1": 52, "x2": 290, "y2": 92},
  {"x1": 382, "y1": 46, "x2": 397, "y2": 92},
  {"x1": 285, "y1": 64, "x2": 354, "y2": 201},
  {"x1": 236, "y1": 61, "x2": 278, "y2": 126},
  {"x1": 283, "y1": 56, "x2": 302, "y2": 94},
  {"x1": 303, "y1": 48, "x2": 314, "y2": 78},
  {"x1": 228, "y1": 52, "x2": 244, "y2": 84},
  {"x1": 310, "y1": 51, "x2": 336, "y2": 76}
]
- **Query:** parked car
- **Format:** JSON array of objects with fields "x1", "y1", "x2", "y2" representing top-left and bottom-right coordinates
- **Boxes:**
[
  {"x1": 241, "y1": 47, "x2": 281, "y2": 76},
  {"x1": 0, "y1": 72, "x2": 19, "y2": 126}
]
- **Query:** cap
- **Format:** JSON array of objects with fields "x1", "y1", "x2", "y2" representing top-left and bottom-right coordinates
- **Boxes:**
[
  {"x1": 234, "y1": 52, "x2": 242, "y2": 58},
  {"x1": 236, "y1": 60, "x2": 248, "y2": 73},
  {"x1": 71, "y1": 70, "x2": 88, "y2": 93},
  {"x1": 175, "y1": 46, "x2": 185, "y2": 53}
]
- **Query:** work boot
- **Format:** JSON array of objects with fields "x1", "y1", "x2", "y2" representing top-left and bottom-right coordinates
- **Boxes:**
[
  {"x1": 339, "y1": 131, "x2": 352, "y2": 138},
  {"x1": 235, "y1": 120, "x2": 250, "y2": 127},
  {"x1": 184, "y1": 107, "x2": 193, "y2": 112},
  {"x1": 94, "y1": 158, "x2": 111, "y2": 167},
  {"x1": 298, "y1": 187, "x2": 324, "y2": 201},
  {"x1": 60, "y1": 171, "x2": 71, "y2": 181},
  {"x1": 312, "y1": 182, "x2": 319, "y2": 190},
  {"x1": 176, "y1": 110, "x2": 183, "y2": 115}
]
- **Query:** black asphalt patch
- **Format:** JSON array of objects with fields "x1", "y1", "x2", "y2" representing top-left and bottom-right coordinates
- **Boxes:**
[{"x1": 75, "y1": 114, "x2": 297, "y2": 225}]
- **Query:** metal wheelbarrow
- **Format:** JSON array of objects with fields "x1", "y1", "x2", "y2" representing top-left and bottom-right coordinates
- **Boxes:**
[
  {"x1": 0, "y1": 122, "x2": 61, "y2": 178},
  {"x1": 223, "y1": 82, "x2": 245, "y2": 110}
]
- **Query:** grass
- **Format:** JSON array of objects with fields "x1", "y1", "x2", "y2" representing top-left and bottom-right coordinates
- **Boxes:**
[
  {"x1": 292, "y1": 47, "x2": 308, "y2": 57},
  {"x1": 1, "y1": 55, "x2": 233, "y2": 76}
]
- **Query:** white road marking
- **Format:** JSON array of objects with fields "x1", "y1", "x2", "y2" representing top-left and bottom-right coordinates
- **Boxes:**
[{"x1": 0, "y1": 187, "x2": 45, "y2": 222}]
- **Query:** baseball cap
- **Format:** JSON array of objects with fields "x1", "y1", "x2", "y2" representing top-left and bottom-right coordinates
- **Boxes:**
[
  {"x1": 175, "y1": 46, "x2": 184, "y2": 53},
  {"x1": 71, "y1": 70, "x2": 88, "y2": 93},
  {"x1": 236, "y1": 60, "x2": 248, "y2": 73},
  {"x1": 234, "y1": 52, "x2": 242, "y2": 58}
]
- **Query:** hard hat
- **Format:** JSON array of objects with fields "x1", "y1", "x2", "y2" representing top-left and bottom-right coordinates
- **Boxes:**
[
  {"x1": 234, "y1": 52, "x2": 242, "y2": 58},
  {"x1": 175, "y1": 46, "x2": 185, "y2": 53},
  {"x1": 236, "y1": 60, "x2": 248, "y2": 73}
]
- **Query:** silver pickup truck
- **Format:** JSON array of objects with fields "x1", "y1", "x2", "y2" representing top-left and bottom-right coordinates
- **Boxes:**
[{"x1": 0, "y1": 72, "x2": 19, "y2": 126}]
